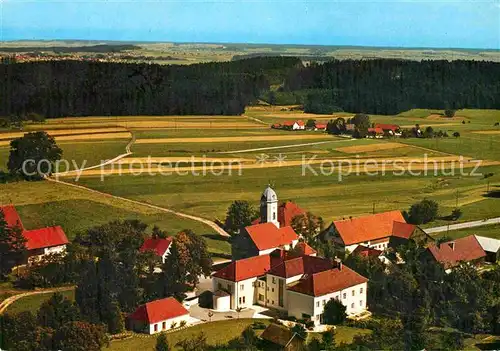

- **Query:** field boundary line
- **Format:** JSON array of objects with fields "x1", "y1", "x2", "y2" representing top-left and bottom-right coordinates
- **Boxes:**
[
  {"x1": 243, "y1": 114, "x2": 267, "y2": 125},
  {"x1": 45, "y1": 177, "x2": 230, "y2": 237},
  {"x1": 218, "y1": 139, "x2": 355, "y2": 154},
  {"x1": 0, "y1": 286, "x2": 75, "y2": 315}
]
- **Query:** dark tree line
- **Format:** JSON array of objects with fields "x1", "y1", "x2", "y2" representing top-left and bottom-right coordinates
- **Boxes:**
[
  {"x1": 285, "y1": 59, "x2": 500, "y2": 114},
  {"x1": 0, "y1": 57, "x2": 300, "y2": 118}
]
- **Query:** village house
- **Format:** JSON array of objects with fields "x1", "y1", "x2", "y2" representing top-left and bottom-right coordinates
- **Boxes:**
[
  {"x1": 232, "y1": 187, "x2": 301, "y2": 259},
  {"x1": 421, "y1": 235, "x2": 486, "y2": 272},
  {"x1": 212, "y1": 250, "x2": 369, "y2": 325},
  {"x1": 128, "y1": 297, "x2": 191, "y2": 334},
  {"x1": 388, "y1": 221, "x2": 434, "y2": 249},
  {"x1": 282, "y1": 120, "x2": 305, "y2": 130},
  {"x1": 139, "y1": 237, "x2": 173, "y2": 263},
  {"x1": 319, "y1": 210, "x2": 410, "y2": 253},
  {"x1": 374, "y1": 123, "x2": 401, "y2": 136},
  {"x1": 1, "y1": 205, "x2": 69, "y2": 263},
  {"x1": 474, "y1": 235, "x2": 500, "y2": 263},
  {"x1": 314, "y1": 122, "x2": 327, "y2": 131},
  {"x1": 367, "y1": 127, "x2": 384, "y2": 138}
]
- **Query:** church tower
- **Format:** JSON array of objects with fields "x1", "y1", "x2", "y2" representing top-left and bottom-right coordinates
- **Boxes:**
[{"x1": 260, "y1": 185, "x2": 279, "y2": 228}]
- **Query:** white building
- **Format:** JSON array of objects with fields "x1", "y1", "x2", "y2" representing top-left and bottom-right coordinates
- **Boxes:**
[
  {"x1": 212, "y1": 251, "x2": 369, "y2": 326},
  {"x1": 260, "y1": 185, "x2": 280, "y2": 228},
  {"x1": 23, "y1": 226, "x2": 69, "y2": 263},
  {"x1": 129, "y1": 297, "x2": 191, "y2": 334}
]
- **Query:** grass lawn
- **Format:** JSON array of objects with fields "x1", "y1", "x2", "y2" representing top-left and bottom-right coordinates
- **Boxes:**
[
  {"x1": 106, "y1": 319, "x2": 271, "y2": 351},
  {"x1": 5, "y1": 289, "x2": 75, "y2": 315}
]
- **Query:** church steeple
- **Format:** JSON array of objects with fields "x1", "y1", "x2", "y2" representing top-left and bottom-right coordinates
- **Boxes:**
[{"x1": 260, "y1": 185, "x2": 279, "y2": 228}]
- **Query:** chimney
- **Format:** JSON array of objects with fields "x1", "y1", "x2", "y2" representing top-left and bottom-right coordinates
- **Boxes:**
[
  {"x1": 333, "y1": 257, "x2": 342, "y2": 271},
  {"x1": 448, "y1": 241, "x2": 456, "y2": 251},
  {"x1": 349, "y1": 216, "x2": 353, "y2": 220}
]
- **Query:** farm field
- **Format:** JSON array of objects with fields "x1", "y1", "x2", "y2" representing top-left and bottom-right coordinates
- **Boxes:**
[{"x1": 1, "y1": 107, "x2": 500, "y2": 256}]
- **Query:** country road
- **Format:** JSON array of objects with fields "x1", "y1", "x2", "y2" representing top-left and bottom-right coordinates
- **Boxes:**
[
  {"x1": 425, "y1": 217, "x2": 500, "y2": 234},
  {"x1": 0, "y1": 286, "x2": 75, "y2": 315}
]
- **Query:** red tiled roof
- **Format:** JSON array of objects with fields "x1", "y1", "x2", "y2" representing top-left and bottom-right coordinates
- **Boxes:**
[
  {"x1": 351, "y1": 245, "x2": 383, "y2": 258},
  {"x1": 268, "y1": 255, "x2": 332, "y2": 278},
  {"x1": 427, "y1": 235, "x2": 486, "y2": 269},
  {"x1": 296, "y1": 120, "x2": 305, "y2": 127},
  {"x1": 288, "y1": 265, "x2": 368, "y2": 297},
  {"x1": 391, "y1": 221, "x2": 417, "y2": 239},
  {"x1": 315, "y1": 123, "x2": 327, "y2": 129},
  {"x1": 23, "y1": 226, "x2": 69, "y2": 250},
  {"x1": 374, "y1": 123, "x2": 400, "y2": 131},
  {"x1": 283, "y1": 121, "x2": 295, "y2": 126},
  {"x1": 245, "y1": 223, "x2": 299, "y2": 251},
  {"x1": 140, "y1": 238, "x2": 173, "y2": 257},
  {"x1": 129, "y1": 297, "x2": 189, "y2": 324},
  {"x1": 278, "y1": 201, "x2": 306, "y2": 227},
  {"x1": 333, "y1": 210, "x2": 406, "y2": 245},
  {"x1": 212, "y1": 254, "x2": 277, "y2": 282},
  {"x1": 0, "y1": 205, "x2": 24, "y2": 230},
  {"x1": 368, "y1": 127, "x2": 384, "y2": 134}
]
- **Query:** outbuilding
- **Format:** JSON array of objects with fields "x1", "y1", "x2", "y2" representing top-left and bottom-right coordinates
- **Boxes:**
[
  {"x1": 129, "y1": 297, "x2": 190, "y2": 334},
  {"x1": 474, "y1": 235, "x2": 500, "y2": 263}
]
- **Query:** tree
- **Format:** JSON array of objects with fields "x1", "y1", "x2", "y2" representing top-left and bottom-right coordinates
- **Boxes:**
[
  {"x1": 240, "y1": 325, "x2": 258, "y2": 350},
  {"x1": 7, "y1": 131, "x2": 63, "y2": 180},
  {"x1": 224, "y1": 200, "x2": 259, "y2": 235},
  {"x1": 453, "y1": 131, "x2": 461, "y2": 138},
  {"x1": 451, "y1": 208, "x2": 462, "y2": 221},
  {"x1": 424, "y1": 126, "x2": 434, "y2": 138},
  {"x1": 0, "y1": 210, "x2": 27, "y2": 279},
  {"x1": 291, "y1": 323, "x2": 307, "y2": 339},
  {"x1": 321, "y1": 328, "x2": 336, "y2": 351},
  {"x1": 155, "y1": 333, "x2": 171, "y2": 351},
  {"x1": 350, "y1": 114, "x2": 371, "y2": 136},
  {"x1": 291, "y1": 212, "x2": 324, "y2": 242},
  {"x1": 306, "y1": 119, "x2": 316, "y2": 129},
  {"x1": 322, "y1": 299, "x2": 347, "y2": 325},
  {"x1": 52, "y1": 321, "x2": 107, "y2": 351},
  {"x1": 444, "y1": 109, "x2": 456, "y2": 118},
  {"x1": 37, "y1": 292, "x2": 81, "y2": 330},
  {"x1": 152, "y1": 225, "x2": 168, "y2": 239},
  {"x1": 408, "y1": 199, "x2": 439, "y2": 225},
  {"x1": 326, "y1": 117, "x2": 346, "y2": 135}
]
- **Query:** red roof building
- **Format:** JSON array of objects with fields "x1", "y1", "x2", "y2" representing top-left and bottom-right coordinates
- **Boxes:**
[
  {"x1": 268, "y1": 255, "x2": 332, "y2": 278},
  {"x1": 0, "y1": 205, "x2": 24, "y2": 230},
  {"x1": 212, "y1": 254, "x2": 279, "y2": 282},
  {"x1": 331, "y1": 210, "x2": 406, "y2": 246},
  {"x1": 129, "y1": 297, "x2": 190, "y2": 334},
  {"x1": 23, "y1": 226, "x2": 69, "y2": 251},
  {"x1": 374, "y1": 123, "x2": 400, "y2": 132},
  {"x1": 425, "y1": 235, "x2": 486, "y2": 270},
  {"x1": 368, "y1": 127, "x2": 384, "y2": 134},
  {"x1": 391, "y1": 222, "x2": 417, "y2": 239},
  {"x1": 315, "y1": 123, "x2": 327, "y2": 130},
  {"x1": 288, "y1": 265, "x2": 368, "y2": 297},
  {"x1": 291, "y1": 242, "x2": 317, "y2": 257},
  {"x1": 140, "y1": 237, "x2": 173, "y2": 259},
  {"x1": 245, "y1": 223, "x2": 299, "y2": 251},
  {"x1": 252, "y1": 201, "x2": 306, "y2": 228},
  {"x1": 351, "y1": 245, "x2": 383, "y2": 259},
  {"x1": 283, "y1": 121, "x2": 295, "y2": 127}
]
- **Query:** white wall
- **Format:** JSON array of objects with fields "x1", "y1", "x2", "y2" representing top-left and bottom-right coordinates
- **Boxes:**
[
  {"x1": 212, "y1": 276, "x2": 258, "y2": 310},
  {"x1": 161, "y1": 246, "x2": 171, "y2": 263},
  {"x1": 266, "y1": 273, "x2": 303, "y2": 311},
  {"x1": 43, "y1": 245, "x2": 66, "y2": 255},
  {"x1": 148, "y1": 314, "x2": 190, "y2": 334},
  {"x1": 287, "y1": 282, "x2": 368, "y2": 325}
]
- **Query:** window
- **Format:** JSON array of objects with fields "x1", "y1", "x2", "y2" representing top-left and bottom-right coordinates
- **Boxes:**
[
  {"x1": 322, "y1": 300, "x2": 326, "y2": 306},
  {"x1": 273, "y1": 212, "x2": 276, "y2": 220},
  {"x1": 240, "y1": 284, "x2": 244, "y2": 291},
  {"x1": 272, "y1": 277, "x2": 276, "y2": 284},
  {"x1": 272, "y1": 288, "x2": 274, "y2": 293},
  {"x1": 316, "y1": 301, "x2": 320, "y2": 307},
  {"x1": 239, "y1": 297, "x2": 242, "y2": 304},
  {"x1": 259, "y1": 294, "x2": 264, "y2": 301},
  {"x1": 162, "y1": 322, "x2": 166, "y2": 330},
  {"x1": 272, "y1": 300, "x2": 275, "y2": 305},
  {"x1": 242, "y1": 296, "x2": 246, "y2": 303},
  {"x1": 343, "y1": 293, "x2": 346, "y2": 299},
  {"x1": 351, "y1": 303, "x2": 354, "y2": 309},
  {"x1": 360, "y1": 287, "x2": 363, "y2": 294},
  {"x1": 154, "y1": 324, "x2": 158, "y2": 332},
  {"x1": 352, "y1": 290, "x2": 355, "y2": 296},
  {"x1": 218, "y1": 283, "x2": 222, "y2": 290}
]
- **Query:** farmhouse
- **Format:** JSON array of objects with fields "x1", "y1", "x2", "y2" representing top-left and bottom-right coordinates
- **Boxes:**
[
  {"x1": 367, "y1": 127, "x2": 384, "y2": 138},
  {"x1": 139, "y1": 237, "x2": 173, "y2": 263},
  {"x1": 212, "y1": 251, "x2": 369, "y2": 325},
  {"x1": 388, "y1": 221, "x2": 434, "y2": 249},
  {"x1": 319, "y1": 210, "x2": 409, "y2": 253},
  {"x1": 374, "y1": 123, "x2": 401, "y2": 136},
  {"x1": 282, "y1": 120, "x2": 305, "y2": 130},
  {"x1": 474, "y1": 235, "x2": 500, "y2": 263},
  {"x1": 314, "y1": 122, "x2": 327, "y2": 131},
  {"x1": 0, "y1": 205, "x2": 69, "y2": 263},
  {"x1": 421, "y1": 235, "x2": 486, "y2": 272},
  {"x1": 129, "y1": 297, "x2": 191, "y2": 334}
]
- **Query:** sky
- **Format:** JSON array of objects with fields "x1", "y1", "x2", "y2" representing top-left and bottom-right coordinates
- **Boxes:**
[{"x1": 1, "y1": 0, "x2": 499, "y2": 49}]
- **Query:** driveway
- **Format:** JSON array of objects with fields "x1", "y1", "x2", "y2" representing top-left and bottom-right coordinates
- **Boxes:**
[{"x1": 189, "y1": 303, "x2": 256, "y2": 322}]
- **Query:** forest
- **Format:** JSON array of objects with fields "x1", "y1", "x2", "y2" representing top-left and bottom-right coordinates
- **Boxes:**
[
  {"x1": 1, "y1": 57, "x2": 499, "y2": 117},
  {"x1": 285, "y1": 59, "x2": 500, "y2": 114},
  {"x1": 0, "y1": 56, "x2": 300, "y2": 117}
]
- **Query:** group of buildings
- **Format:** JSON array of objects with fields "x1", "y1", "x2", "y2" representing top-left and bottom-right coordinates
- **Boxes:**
[
  {"x1": 2, "y1": 185, "x2": 499, "y2": 335},
  {"x1": 272, "y1": 120, "x2": 327, "y2": 131}
]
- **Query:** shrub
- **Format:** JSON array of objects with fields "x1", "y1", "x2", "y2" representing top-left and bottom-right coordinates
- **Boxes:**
[
  {"x1": 170, "y1": 322, "x2": 177, "y2": 329},
  {"x1": 444, "y1": 109, "x2": 456, "y2": 118},
  {"x1": 408, "y1": 199, "x2": 439, "y2": 225}
]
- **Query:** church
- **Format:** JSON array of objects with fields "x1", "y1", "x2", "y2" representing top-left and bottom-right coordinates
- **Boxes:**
[{"x1": 231, "y1": 186, "x2": 302, "y2": 260}]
